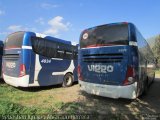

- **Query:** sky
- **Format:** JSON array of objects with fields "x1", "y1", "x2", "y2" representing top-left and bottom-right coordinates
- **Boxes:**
[{"x1": 0, "y1": 0, "x2": 160, "y2": 43}]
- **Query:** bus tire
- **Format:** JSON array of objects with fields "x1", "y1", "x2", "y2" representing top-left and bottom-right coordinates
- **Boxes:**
[
  {"x1": 151, "y1": 72, "x2": 155, "y2": 84},
  {"x1": 62, "y1": 73, "x2": 73, "y2": 87},
  {"x1": 143, "y1": 78, "x2": 148, "y2": 95}
]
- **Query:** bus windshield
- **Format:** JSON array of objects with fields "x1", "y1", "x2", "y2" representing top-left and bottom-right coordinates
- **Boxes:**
[
  {"x1": 80, "y1": 24, "x2": 129, "y2": 48},
  {"x1": 4, "y1": 32, "x2": 24, "y2": 49}
]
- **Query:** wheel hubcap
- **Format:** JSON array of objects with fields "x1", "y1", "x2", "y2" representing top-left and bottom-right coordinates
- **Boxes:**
[{"x1": 66, "y1": 76, "x2": 72, "y2": 85}]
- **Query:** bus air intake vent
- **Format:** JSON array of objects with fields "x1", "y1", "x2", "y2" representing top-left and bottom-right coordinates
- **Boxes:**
[
  {"x1": 3, "y1": 54, "x2": 19, "y2": 59},
  {"x1": 83, "y1": 53, "x2": 123, "y2": 63}
]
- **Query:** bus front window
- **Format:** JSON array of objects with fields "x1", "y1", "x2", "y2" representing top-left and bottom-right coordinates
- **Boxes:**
[{"x1": 80, "y1": 24, "x2": 129, "y2": 48}]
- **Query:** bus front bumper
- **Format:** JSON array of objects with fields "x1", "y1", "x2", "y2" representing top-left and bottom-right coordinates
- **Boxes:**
[
  {"x1": 3, "y1": 74, "x2": 29, "y2": 87},
  {"x1": 79, "y1": 80, "x2": 137, "y2": 99}
]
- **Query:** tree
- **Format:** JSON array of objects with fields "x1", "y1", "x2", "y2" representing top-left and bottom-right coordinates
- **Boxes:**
[{"x1": 152, "y1": 35, "x2": 160, "y2": 67}]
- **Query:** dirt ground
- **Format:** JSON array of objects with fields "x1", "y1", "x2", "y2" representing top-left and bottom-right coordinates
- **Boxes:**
[{"x1": 60, "y1": 75, "x2": 160, "y2": 119}]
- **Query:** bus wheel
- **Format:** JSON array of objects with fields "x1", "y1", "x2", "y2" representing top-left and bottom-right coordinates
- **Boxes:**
[
  {"x1": 62, "y1": 73, "x2": 73, "y2": 87},
  {"x1": 143, "y1": 79, "x2": 148, "y2": 95},
  {"x1": 152, "y1": 72, "x2": 155, "y2": 84}
]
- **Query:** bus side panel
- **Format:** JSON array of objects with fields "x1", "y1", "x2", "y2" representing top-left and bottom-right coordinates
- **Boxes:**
[
  {"x1": 22, "y1": 49, "x2": 31, "y2": 75},
  {"x1": 138, "y1": 49, "x2": 148, "y2": 95},
  {"x1": 38, "y1": 55, "x2": 60, "y2": 86},
  {"x1": 31, "y1": 54, "x2": 42, "y2": 86},
  {"x1": 135, "y1": 27, "x2": 155, "y2": 95},
  {"x1": 35, "y1": 55, "x2": 72, "y2": 86},
  {"x1": 129, "y1": 46, "x2": 143, "y2": 96},
  {"x1": 23, "y1": 32, "x2": 36, "y2": 84},
  {"x1": 29, "y1": 51, "x2": 35, "y2": 84}
]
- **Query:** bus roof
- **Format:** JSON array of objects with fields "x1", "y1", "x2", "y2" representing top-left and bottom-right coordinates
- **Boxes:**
[
  {"x1": 29, "y1": 31, "x2": 71, "y2": 45},
  {"x1": 7, "y1": 31, "x2": 71, "y2": 45},
  {"x1": 82, "y1": 22, "x2": 133, "y2": 32}
]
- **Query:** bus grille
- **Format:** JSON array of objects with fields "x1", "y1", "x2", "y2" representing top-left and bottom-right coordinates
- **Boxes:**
[
  {"x1": 3, "y1": 54, "x2": 19, "y2": 59},
  {"x1": 83, "y1": 53, "x2": 123, "y2": 63}
]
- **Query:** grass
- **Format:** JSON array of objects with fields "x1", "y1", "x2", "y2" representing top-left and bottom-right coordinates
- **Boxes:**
[
  {"x1": 0, "y1": 80, "x2": 146, "y2": 120},
  {"x1": 0, "y1": 82, "x2": 102, "y2": 120},
  {"x1": 0, "y1": 100, "x2": 42, "y2": 114},
  {"x1": 0, "y1": 83, "x2": 82, "y2": 115}
]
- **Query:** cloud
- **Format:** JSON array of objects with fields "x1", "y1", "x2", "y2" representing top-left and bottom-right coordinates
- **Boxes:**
[
  {"x1": 41, "y1": 3, "x2": 59, "y2": 9},
  {"x1": 0, "y1": 32, "x2": 9, "y2": 35},
  {"x1": 72, "y1": 41, "x2": 78, "y2": 45},
  {"x1": 44, "y1": 16, "x2": 71, "y2": 36},
  {"x1": 0, "y1": 10, "x2": 5, "y2": 15},
  {"x1": 8, "y1": 25, "x2": 26, "y2": 31},
  {"x1": 35, "y1": 17, "x2": 45, "y2": 25},
  {"x1": 8, "y1": 25, "x2": 37, "y2": 32}
]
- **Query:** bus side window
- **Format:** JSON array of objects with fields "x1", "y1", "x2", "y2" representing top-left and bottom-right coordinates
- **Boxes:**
[
  {"x1": 56, "y1": 43, "x2": 65, "y2": 59},
  {"x1": 31, "y1": 37, "x2": 46, "y2": 56},
  {"x1": 45, "y1": 40, "x2": 57, "y2": 58},
  {"x1": 63, "y1": 43, "x2": 72, "y2": 59},
  {"x1": 73, "y1": 48, "x2": 78, "y2": 60},
  {"x1": 74, "y1": 52, "x2": 78, "y2": 60}
]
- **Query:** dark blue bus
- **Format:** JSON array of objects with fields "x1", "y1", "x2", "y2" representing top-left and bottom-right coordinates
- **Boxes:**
[
  {"x1": 78, "y1": 22, "x2": 155, "y2": 99},
  {"x1": 3, "y1": 31, "x2": 78, "y2": 87},
  {"x1": 0, "y1": 40, "x2": 3, "y2": 78}
]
